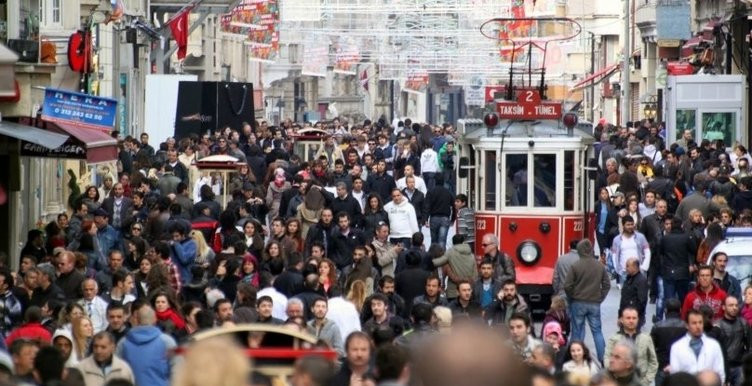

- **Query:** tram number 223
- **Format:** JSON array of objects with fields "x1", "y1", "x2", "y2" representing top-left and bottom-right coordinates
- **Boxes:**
[
  {"x1": 476, "y1": 219, "x2": 487, "y2": 230},
  {"x1": 573, "y1": 220, "x2": 583, "y2": 232}
]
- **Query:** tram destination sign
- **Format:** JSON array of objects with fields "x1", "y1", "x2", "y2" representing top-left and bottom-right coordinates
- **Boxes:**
[{"x1": 496, "y1": 90, "x2": 562, "y2": 120}]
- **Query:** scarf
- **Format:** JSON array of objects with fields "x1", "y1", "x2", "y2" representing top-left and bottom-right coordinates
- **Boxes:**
[
  {"x1": 689, "y1": 336, "x2": 703, "y2": 358},
  {"x1": 274, "y1": 175, "x2": 285, "y2": 188},
  {"x1": 156, "y1": 308, "x2": 186, "y2": 331}
]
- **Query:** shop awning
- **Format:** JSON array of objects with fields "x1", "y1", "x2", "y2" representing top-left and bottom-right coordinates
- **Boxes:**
[
  {"x1": 571, "y1": 63, "x2": 620, "y2": 91},
  {"x1": 51, "y1": 122, "x2": 118, "y2": 164},
  {"x1": 0, "y1": 120, "x2": 69, "y2": 149}
]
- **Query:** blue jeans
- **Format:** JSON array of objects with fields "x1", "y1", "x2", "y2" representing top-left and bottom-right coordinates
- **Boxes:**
[
  {"x1": 663, "y1": 278, "x2": 689, "y2": 305},
  {"x1": 729, "y1": 366, "x2": 742, "y2": 386},
  {"x1": 655, "y1": 276, "x2": 666, "y2": 321},
  {"x1": 429, "y1": 216, "x2": 451, "y2": 247},
  {"x1": 569, "y1": 301, "x2": 606, "y2": 364}
]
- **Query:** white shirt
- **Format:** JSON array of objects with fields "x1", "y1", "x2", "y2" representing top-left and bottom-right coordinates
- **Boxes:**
[
  {"x1": 383, "y1": 199, "x2": 420, "y2": 238},
  {"x1": 80, "y1": 296, "x2": 109, "y2": 333},
  {"x1": 396, "y1": 175, "x2": 427, "y2": 194},
  {"x1": 351, "y1": 190, "x2": 366, "y2": 212},
  {"x1": 326, "y1": 296, "x2": 362, "y2": 342},
  {"x1": 617, "y1": 234, "x2": 638, "y2": 273},
  {"x1": 258, "y1": 287, "x2": 288, "y2": 321},
  {"x1": 670, "y1": 333, "x2": 725, "y2": 384}
]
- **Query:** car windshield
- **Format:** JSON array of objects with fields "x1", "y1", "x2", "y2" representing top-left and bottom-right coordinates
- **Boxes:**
[{"x1": 726, "y1": 255, "x2": 752, "y2": 289}]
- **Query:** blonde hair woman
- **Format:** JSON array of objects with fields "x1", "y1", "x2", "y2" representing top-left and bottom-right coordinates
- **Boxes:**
[
  {"x1": 71, "y1": 316, "x2": 94, "y2": 363},
  {"x1": 346, "y1": 280, "x2": 368, "y2": 314},
  {"x1": 190, "y1": 230, "x2": 215, "y2": 267}
]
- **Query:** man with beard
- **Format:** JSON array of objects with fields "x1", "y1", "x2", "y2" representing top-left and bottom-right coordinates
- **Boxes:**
[
  {"x1": 340, "y1": 246, "x2": 379, "y2": 293},
  {"x1": 214, "y1": 298, "x2": 234, "y2": 326},
  {"x1": 101, "y1": 182, "x2": 133, "y2": 233},
  {"x1": 307, "y1": 298, "x2": 344, "y2": 358},
  {"x1": 362, "y1": 293, "x2": 405, "y2": 339},
  {"x1": 304, "y1": 208, "x2": 335, "y2": 257},
  {"x1": 718, "y1": 296, "x2": 751, "y2": 386},
  {"x1": 681, "y1": 265, "x2": 727, "y2": 321},
  {"x1": 485, "y1": 279, "x2": 529, "y2": 325},
  {"x1": 411, "y1": 275, "x2": 447, "y2": 311},
  {"x1": 330, "y1": 332, "x2": 372, "y2": 386},
  {"x1": 611, "y1": 216, "x2": 651, "y2": 286},
  {"x1": 711, "y1": 252, "x2": 741, "y2": 301}
]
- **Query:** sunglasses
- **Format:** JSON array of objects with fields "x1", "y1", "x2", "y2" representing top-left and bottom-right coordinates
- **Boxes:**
[{"x1": 481, "y1": 243, "x2": 493, "y2": 247}]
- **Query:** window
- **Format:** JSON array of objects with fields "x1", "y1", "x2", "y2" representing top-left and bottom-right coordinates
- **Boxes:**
[
  {"x1": 505, "y1": 154, "x2": 528, "y2": 206},
  {"x1": 39, "y1": 0, "x2": 62, "y2": 27},
  {"x1": 675, "y1": 109, "x2": 696, "y2": 141},
  {"x1": 484, "y1": 151, "x2": 497, "y2": 210},
  {"x1": 700, "y1": 112, "x2": 736, "y2": 147},
  {"x1": 533, "y1": 154, "x2": 556, "y2": 207},
  {"x1": 564, "y1": 151, "x2": 575, "y2": 211}
]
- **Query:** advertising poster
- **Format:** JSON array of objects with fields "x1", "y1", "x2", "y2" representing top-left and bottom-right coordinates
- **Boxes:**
[
  {"x1": 41, "y1": 88, "x2": 118, "y2": 132},
  {"x1": 221, "y1": 0, "x2": 280, "y2": 63},
  {"x1": 302, "y1": 36, "x2": 329, "y2": 77},
  {"x1": 333, "y1": 37, "x2": 360, "y2": 75}
]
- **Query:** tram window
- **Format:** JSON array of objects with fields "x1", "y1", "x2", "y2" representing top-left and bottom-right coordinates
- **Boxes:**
[
  {"x1": 564, "y1": 151, "x2": 575, "y2": 211},
  {"x1": 484, "y1": 151, "x2": 497, "y2": 210},
  {"x1": 533, "y1": 154, "x2": 556, "y2": 207},
  {"x1": 505, "y1": 154, "x2": 528, "y2": 206}
]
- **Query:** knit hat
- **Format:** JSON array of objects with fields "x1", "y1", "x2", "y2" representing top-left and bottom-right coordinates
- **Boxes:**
[{"x1": 576, "y1": 239, "x2": 595, "y2": 259}]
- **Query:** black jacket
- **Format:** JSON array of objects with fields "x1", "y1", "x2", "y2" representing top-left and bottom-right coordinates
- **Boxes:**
[
  {"x1": 329, "y1": 228, "x2": 367, "y2": 269},
  {"x1": 424, "y1": 185, "x2": 454, "y2": 218},
  {"x1": 619, "y1": 271, "x2": 648, "y2": 316},
  {"x1": 402, "y1": 188, "x2": 427, "y2": 224},
  {"x1": 366, "y1": 172, "x2": 396, "y2": 202},
  {"x1": 448, "y1": 298, "x2": 483, "y2": 318},
  {"x1": 304, "y1": 221, "x2": 335, "y2": 257},
  {"x1": 718, "y1": 316, "x2": 752, "y2": 365},
  {"x1": 650, "y1": 316, "x2": 686, "y2": 369},
  {"x1": 326, "y1": 193, "x2": 364, "y2": 229},
  {"x1": 273, "y1": 269, "x2": 304, "y2": 297},
  {"x1": 658, "y1": 229, "x2": 695, "y2": 280},
  {"x1": 395, "y1": 268, "x2": 430, "y2": 310}
]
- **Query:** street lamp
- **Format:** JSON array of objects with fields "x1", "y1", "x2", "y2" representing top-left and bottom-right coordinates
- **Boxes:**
[{"x1": 642, "y1": 95, "x2": 657, "y2": 120}]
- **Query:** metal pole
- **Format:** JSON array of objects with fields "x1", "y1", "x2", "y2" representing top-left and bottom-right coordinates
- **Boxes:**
[
  {"x1": 590, "y1": 32, "x2": 595, "y2": 123},
  {"x1": 621, "y1": 0, "x2": 631, "y2": 127}
]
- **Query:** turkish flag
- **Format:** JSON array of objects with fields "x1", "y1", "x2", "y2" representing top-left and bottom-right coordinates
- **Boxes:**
[{"x1": 168, "y1": 8, "x2": 190, "y2": 60}]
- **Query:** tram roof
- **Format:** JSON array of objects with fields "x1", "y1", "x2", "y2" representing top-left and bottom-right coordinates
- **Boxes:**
[{"x1": 461, "y1": 120, "x2": 595, "y2": 145}]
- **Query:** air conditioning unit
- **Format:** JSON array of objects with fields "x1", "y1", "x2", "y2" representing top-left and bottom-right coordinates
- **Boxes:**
[{"x1": 456, "y1": 119, "x2": 484, "y2": 135}]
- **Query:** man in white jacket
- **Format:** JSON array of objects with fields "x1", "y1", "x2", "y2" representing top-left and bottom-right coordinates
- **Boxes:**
[
  {"x1": 383, "y1": 188, "x2": 420, "y2": 248},
  {"x1": 420, "y1": 147, "x2": 440, "y2": 191},
  {"x1": 395, "y1": 165, "x2": 427, "y2": 194},
  {"x1": 669, "y1": 308, "x2": 725, "y2": 383}
]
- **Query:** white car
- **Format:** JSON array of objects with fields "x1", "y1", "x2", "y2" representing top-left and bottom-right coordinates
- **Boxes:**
[{"x1": 706, "y1": 228, "x2": 752, "y2": 289}]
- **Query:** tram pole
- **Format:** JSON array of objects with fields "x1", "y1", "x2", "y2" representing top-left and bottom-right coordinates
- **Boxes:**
[{"x1": 621, "y1": 0, "x2": 631, "y2": 127}]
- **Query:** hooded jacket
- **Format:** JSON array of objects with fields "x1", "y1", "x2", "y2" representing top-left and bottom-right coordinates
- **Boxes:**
[
  {"x1": 432, "y1": 243, "x2": 478, "y2": 298},
  {"x1": 564, "y1": 240, "x2": 611, "y2": 303},
  {"x1": 681, "y1": 284, "x2": 727, "y2": 321},
  {"x1": 53, "y1": 328, "x2": 79, "y2": 368},
  {"x1": 116, "y1": 325, "x2": 176, "y2": 386}
]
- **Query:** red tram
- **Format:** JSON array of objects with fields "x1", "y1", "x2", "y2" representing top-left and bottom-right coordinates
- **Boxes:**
[{"x1": 455, "y1": 16, "x2": 594, "y2": 315}]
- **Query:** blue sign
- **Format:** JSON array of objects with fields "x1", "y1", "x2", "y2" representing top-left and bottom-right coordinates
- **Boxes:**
[{"x1": 42, "y1": 88, "x2": 118, "y2": 130}]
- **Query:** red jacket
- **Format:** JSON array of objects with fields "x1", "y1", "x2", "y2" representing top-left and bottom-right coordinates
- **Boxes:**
[
  {"x1": 5, "y1": 322, "x2": 52, "y2": 347},
  {"x1": 681, "y1": 284, "x2": 727, "y2": 321}
]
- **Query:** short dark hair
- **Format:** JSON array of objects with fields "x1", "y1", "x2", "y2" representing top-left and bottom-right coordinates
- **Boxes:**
[
  {"x1": 686, "y1": 308, "x2": 704, "y2": 322},
  {"x1": 410, "y1": 302, "x2": 433, "y2": 324},
  {"x1": 375, "y1": 344, "x2": 409, "y2": 382},
  {"x1": 508, "y1": 312, "x2": 531, "y2": 327},
  {"x1": 370, "y1": 293, "x2": 389, "y2": 306},
  {"x1": 378, "y1": 275, "x2": 395, "y2": 288},
  {"x1": 257, "y1": 295, "x2": 273, "y2": 306},
  {"x1": 213, "y1": 298, "x2": 232, "y2": 313},
  {"x1": 106, "y1": 303, "x2": 126, "y2": 315},
  {"x1": 34, "y1": 346, "x2": 64, "y2": 383}
]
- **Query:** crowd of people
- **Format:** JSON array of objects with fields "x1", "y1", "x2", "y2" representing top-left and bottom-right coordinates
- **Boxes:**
[{"x1": 2, "y1": 115, "x2": 752, "y2": 386}]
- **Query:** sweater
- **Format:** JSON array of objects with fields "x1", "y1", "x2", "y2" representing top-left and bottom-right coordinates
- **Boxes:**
[
  {"x1": 383, "y1": 199, "x2": 419, "y2": 239},
  {"x1": 681, "y1": 284, "x2": 727, "y2": 321},
  {"x1": 432, "y1": 244, "x2": 478, "y2": 298}
]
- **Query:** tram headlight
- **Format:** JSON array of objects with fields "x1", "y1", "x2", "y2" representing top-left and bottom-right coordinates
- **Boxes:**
[{"x1": 517, "y1": 240, "x2": 541, "y2": 265}]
